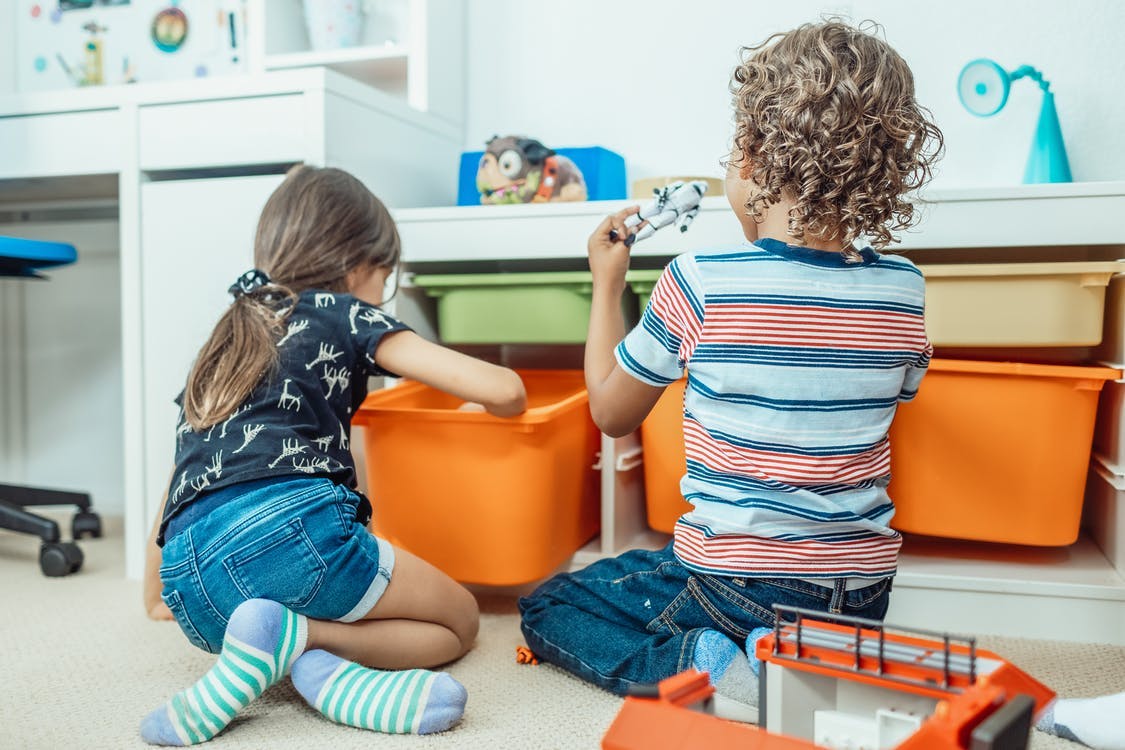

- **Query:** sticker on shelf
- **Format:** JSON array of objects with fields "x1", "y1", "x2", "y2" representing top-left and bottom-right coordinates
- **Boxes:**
[{"x1": 152, "y1": 7, "x2": 188, "y2": 53}]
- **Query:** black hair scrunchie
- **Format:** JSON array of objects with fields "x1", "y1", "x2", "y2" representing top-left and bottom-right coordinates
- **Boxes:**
[{"x1": 228, "y1": 269, "x2": 272, "y2": 300}]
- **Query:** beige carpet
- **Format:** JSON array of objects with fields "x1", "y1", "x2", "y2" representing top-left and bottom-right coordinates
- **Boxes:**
[{"x1": 2, "y1": 514, "x2": 1122, "y2": 750}]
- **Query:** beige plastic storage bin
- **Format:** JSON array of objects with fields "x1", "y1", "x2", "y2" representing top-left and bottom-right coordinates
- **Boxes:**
[
  {"x1": 917, "y1": 261, "x2": 1123, "y2": 347},
  {"x1": 1094, "y1": 272, "x2": 1125, "y2": 364},
  {"x1": 1084, "y1": 456, "x2": 1125, "y2": 576}
]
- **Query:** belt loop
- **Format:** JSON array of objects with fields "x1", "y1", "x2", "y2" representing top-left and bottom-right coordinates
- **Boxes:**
[{"x1": 829, "y1": 578, "x2": 847, "y2": 614}]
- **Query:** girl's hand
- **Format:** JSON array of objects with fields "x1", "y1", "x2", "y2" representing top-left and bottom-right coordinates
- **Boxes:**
[
  {"x1": 148, "y1": 600, "x2": 174, "y2": 621},
  {"x1": 588, "y1": 206, "x2": 643, "y2": 294}
]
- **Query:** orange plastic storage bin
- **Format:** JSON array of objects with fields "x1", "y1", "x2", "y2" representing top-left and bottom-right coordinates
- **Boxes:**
[
  {"x1": 889, "y1": 359, "x2": 1120, "y2": 545},
  {"x1": 640, "y1": 379, "x2": 692, "y2": 533},
  {"x1": 352, "y1": 370, "x2": 600, "y2": 586}
]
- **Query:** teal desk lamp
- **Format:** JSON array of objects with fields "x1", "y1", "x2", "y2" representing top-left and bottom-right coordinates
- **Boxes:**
[{"x1": 957, "y1": 58, "x2": 1072, "y2": 183}]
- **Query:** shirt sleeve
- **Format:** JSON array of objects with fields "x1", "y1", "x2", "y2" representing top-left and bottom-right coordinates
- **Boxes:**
[
  {"x1": 615, "y1": 254, "x2": 705, "y2": 386},
  {"x1": 899, "y1": 339, "x2": 933, "y2": 402},
  {"x1": 343, "y1": 298, "x2": 413, "y2": 377}
]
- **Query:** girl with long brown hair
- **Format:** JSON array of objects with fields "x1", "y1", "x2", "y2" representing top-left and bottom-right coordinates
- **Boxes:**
[{"x1": 140, "y1": 165, "x2": 526, "y2": 744}]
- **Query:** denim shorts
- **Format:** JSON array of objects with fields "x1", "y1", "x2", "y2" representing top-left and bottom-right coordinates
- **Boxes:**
[{"x1": 159, "y1": 476, "x2": 395, "y2": 653}]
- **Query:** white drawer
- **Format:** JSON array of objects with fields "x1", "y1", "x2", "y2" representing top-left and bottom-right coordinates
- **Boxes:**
[
  {"x1": 1095, "y1": 274, "x2": 1124, "y2": 365},
  {"x1": 1085, "y1": 457, "x2": 1125, "y2": 575},
  {"x1": 1094, "y1": 379, "x2": 1125, "y2": 471},
  {"x1": 0, "y1": 109, "x2": 123, "y2": 179},
  {"x1": 139, "y1": 95, "x2": 308, "y2": 170}
]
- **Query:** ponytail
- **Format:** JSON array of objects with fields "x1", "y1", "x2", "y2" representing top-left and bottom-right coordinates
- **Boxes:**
[
  {"x1": 182, "y1": 165, "x2": 401, "y2": 431},
  {"x1": 182, "y1": 271, "x2": 296, "y2": 430}
]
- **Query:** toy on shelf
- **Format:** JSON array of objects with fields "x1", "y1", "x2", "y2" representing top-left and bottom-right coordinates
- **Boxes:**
[
  {"x1": 602, "y1": 605, "x2": 1054, "y2": 750},
  {"x1": 958, "y1": 58, "x2": 1072, "y2": 184},
  {"x1": 57, "y1": 20, "x2": 108, "y2": 86},
  {"x1": 476, "y1": 136, "x2": 588, "y2": 204},
  {"x1": 610, "y1": 180, "x2": 709, "y2": 247}
]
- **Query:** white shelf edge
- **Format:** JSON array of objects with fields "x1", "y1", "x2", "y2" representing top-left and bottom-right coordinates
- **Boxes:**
[
  {"x1": 394, "y1": 183, "x2": 1125, "y2": 225},
  {"x1": 264, "y1": 44, "x2": 410, "y2": 71},
  {"x1": 895, "y1": 533, "x2": 1125, "y2": 602}
]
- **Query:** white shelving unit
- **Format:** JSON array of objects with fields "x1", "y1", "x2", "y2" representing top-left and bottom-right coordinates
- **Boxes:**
[
  {"x1": 246, "y1": 0, "x2": 464, "y2": 126},
  {"x1": 263, "y1": 45, "x2": 408, "y2": 87},
  {"x1": 392, "y1": 182, "x2": 1125, "y2": 645}
]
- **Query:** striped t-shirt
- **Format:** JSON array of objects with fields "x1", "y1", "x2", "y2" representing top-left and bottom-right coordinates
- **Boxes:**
[{"x1": 616, "y1": 237, "x2": 932, "y2": 580}]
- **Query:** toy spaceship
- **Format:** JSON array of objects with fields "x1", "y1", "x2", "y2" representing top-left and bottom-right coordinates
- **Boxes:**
[{"x1": 611, "y1": 180, "x2": 710, "y2": 246}]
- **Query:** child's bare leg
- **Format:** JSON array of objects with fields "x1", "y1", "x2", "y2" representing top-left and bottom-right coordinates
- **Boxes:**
[
  {"x1": 307, "y1": 546, "x2": 479, "y2": 668},
  {"x1": 289, "y1": 546, "x2": 476, "y2": 735}
]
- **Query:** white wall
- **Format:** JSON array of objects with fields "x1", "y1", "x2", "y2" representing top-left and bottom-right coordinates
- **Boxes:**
[
  {"x1": 0, "y1": 0, "x2": 15, "y2": 95},
  {"x1": 463, "y1": 0, "x2": 1125, "y2": 189}
]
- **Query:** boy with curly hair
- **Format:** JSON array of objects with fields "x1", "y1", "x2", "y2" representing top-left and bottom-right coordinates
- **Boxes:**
[{"x1": 519, "y1": 21, "x2": 943, "y2": 717}]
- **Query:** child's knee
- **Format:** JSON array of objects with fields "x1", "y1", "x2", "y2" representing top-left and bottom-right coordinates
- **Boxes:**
[{"x1": 450, "y1": 586, "x2": 480, "y2": 652}]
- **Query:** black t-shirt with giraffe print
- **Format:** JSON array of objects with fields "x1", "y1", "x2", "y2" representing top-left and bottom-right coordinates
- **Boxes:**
[{"x1": 157, "y1": 290, "x2": 410, "y2": 545}]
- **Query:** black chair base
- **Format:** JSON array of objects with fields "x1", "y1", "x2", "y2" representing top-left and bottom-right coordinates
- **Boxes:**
[{"x1": 0, "y1": 483, "x2": 101, "y2": 576}]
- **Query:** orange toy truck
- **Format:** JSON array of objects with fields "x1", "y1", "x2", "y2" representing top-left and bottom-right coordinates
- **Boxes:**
[{"x1": 603, "y1": 605, "x2": 1054, "y2": 750}]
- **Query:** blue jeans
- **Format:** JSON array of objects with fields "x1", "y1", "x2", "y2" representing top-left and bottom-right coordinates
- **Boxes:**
[
  {"x1": 518, "y1": 543, "x2": 892, "y2": 696},
  {"x1": 160, "y1": 476, "x2": 394, "y2": 654}
]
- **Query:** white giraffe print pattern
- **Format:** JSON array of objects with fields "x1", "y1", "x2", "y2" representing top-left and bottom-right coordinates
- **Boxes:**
[{"x1": 166, "y1": 291, "x2": 406, "y2": 512}]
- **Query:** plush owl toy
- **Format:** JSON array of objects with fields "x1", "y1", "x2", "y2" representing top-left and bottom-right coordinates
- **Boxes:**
[{"x1": 476, "y1": 136, "x2": 588, "y2": 204}]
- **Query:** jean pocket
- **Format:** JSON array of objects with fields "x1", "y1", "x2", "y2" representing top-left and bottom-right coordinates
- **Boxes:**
[
  {"x1": 222, "y1": 517, "x2": 327, "y2": 609},
  {"x1": 845, "y1": 578, "x2": 893, "y2": 612},
  {"x1": 163, "y1": 588, "x2": 214, "y2": 652}
]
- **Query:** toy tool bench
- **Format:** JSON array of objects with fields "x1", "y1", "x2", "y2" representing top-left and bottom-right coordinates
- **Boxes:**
[{"x1": 601, "y1": 605, "x2": 1054, "y2": 750}]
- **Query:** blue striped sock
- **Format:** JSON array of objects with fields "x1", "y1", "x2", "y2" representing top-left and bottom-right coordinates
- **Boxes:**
[
  {"x1": 693, "y1": 629, "x2": 758, "y2": 705},
  {"x1": 745, "y1": 626, "x2": 773, "y2": 675},
  {"x1": 291, "y1": 649, "x2": 467, "y2": 734},
  {"x1": 140, "y1": 599, "x2": 308, "y2": 745}
]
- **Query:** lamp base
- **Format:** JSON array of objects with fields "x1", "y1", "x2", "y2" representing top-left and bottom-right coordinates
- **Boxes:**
[{"x1": 1024, "y1": 91, "x2": 1072, "y2": 184}]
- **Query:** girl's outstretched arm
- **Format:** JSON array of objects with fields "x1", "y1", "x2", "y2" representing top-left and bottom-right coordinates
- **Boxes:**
[{"x1": 373, "y1": 331, "x2": 527, "y2": 417}]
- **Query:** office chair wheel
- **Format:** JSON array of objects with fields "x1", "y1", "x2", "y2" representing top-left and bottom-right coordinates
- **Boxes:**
[
  {"x1": 73, "y1": 510, "x2": 103, "y2": 539},
  {"x1": 40, "y1": 541, "x2": 83, "y2": 577}
]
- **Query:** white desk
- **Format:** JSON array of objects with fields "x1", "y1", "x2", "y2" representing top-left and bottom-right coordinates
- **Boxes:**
[{"x1": 0, "y1": 69, "x2": 461, "y2": 580}]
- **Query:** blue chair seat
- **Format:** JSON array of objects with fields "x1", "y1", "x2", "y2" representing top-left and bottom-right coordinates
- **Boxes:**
[{"x1": 0, "y1": 236, "x2": 77, "y2": 277}]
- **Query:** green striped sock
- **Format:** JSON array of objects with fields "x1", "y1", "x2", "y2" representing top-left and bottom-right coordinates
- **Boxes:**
[
  {"x1": 291, "y1": 649, "x2": 467, "y2": 734},
  {"x1": 140, "y1": 599, "x2": 308, "y2": 745}
]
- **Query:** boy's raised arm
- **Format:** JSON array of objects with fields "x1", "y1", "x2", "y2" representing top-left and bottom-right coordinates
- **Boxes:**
[{"x1": 585, "y1": 207, "x2": 666, "y2": 438}]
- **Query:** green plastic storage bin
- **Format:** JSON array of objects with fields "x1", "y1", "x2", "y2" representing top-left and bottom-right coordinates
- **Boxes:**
[
  {"x1": 626, "y1": 269, "x2": 662, "y2": 312},
  {"x1": 413, "y1": 271, "x2": 635, "y2": 344}
]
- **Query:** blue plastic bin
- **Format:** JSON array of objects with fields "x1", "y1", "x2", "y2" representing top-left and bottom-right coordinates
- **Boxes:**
[{"x1": 457, "y1": 146, "x2": 626, "y2": 205}]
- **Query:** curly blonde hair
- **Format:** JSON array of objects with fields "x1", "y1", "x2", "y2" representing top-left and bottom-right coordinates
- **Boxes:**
[{"x1": 730, "y1": 21, "x2": 943, "y2": 251}]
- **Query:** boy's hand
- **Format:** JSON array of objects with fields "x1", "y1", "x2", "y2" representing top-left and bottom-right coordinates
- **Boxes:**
[{"x1": 588, "y1": 206, "x2": 644, "y2": 293}]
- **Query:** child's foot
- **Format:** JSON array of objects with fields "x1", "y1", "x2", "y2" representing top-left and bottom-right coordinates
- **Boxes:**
[
  {"x1": 140, "y1": 599, "x2": 308, "y2": 745},
  {"x1": 692, "y1": 629, "x2": 759, "y2": 723},
  {"x1": 745, "y1": 626, "x2": 773, "y2": 675},
  {"x1": 1036, "y1": 692, "x2": 1125, "y2": 750},
  {"x1": 290, "y1": 649, "x2": 467, "y2": 734}
]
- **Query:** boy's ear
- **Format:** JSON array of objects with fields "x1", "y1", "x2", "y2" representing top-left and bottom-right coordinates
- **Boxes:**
[{"x1": 516, "y1": 138, "x2": 555, "y2": 165}]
